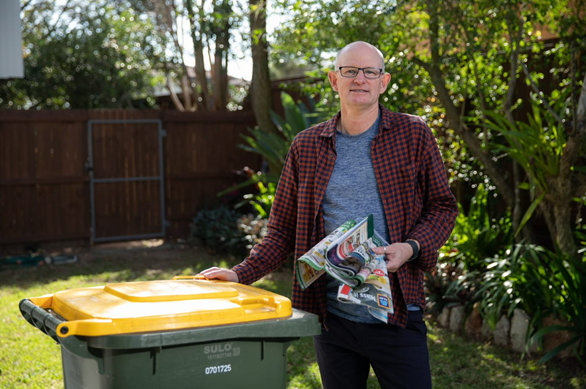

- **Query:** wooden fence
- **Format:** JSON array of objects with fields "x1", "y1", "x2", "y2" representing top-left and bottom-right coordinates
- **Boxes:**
[{"x1": 0, "y1": 110, "x2": 260, "y2": 245}]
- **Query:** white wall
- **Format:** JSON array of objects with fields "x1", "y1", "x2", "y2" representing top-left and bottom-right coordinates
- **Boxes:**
[{"x1": 0, "y1": 0, "x2": 24, "y2": 79}]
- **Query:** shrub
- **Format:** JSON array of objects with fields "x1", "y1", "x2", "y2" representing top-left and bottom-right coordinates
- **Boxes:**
[
  {"x1": 237, "y1": 214, "x2": 268, "y2": 250},
  {"x1": 473, "y1": 243, "x2": 586, "y2": 362},
  {"x1": 474, "y1": 244, "x2": 533, "y2": 331},
  {"x1": 439, "y1": 184, "x2": 512, "y2": 272},
  {"x1": 189, "y1": 206, "x2": 248, "y2": 256},
  {"x1": 425, "y1": 262, "x2": 479, "y2": 316},
  {"x1": 526, "y1": 247, "x2": 586, "y2": 362}
]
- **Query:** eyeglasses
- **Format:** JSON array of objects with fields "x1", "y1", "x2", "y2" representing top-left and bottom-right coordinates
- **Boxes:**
[{"x1": 337, "y1": 66, "x2": 383, "y2": 79}]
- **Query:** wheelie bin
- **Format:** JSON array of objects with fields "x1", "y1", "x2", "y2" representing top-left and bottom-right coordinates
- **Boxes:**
[{"x1": 19, "y1": 276, "x2": 321, "y2": 389}]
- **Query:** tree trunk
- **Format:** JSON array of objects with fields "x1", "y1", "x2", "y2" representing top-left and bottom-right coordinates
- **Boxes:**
[
  {"x1": 249, "y1": 0, "x2": 277, "y2": 132},
  {"x1": 537, "y1": 173, "x2": 578, "y2": 256},
  {"x1": 545, "y1": 71, "x2": 586, "y2": 256},
  {"x1": 222, "y1": 48, "x2": 229, "y2": 107},
  {"x1": 553, "y1": 201, "x2": 577, "y2": 255},
  {"x1": 181, "y1": 74, "x2": 194, "y2": 111},
  {"x1": 186, "y1": 0, "x2": 210, "y2": 111},
  {"x1": 194, "y1": 40, "x2": 210, "y2": 111},
  {"x1": 211, "y1": 0, "x2": 231, "y2": 111},
  {"x1": 152, "y1": 0, "x2": 197, "y2": 111}
]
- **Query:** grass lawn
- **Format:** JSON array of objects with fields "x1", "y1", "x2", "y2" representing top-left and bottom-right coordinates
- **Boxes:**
[{"x1": 1, "y1": 244, "x2": 584, "y2": 389}]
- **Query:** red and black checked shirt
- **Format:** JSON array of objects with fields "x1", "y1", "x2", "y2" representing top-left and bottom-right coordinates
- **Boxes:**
[{"x1": 232, "y1": 104, "x2": 458, "y2": 328}]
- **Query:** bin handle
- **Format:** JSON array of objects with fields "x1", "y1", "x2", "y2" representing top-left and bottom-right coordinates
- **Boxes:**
[
  {"x1": 172, "y1": 275, "x2": 210, "y2": 281},
  {"x1": 19, "y1": 298, "x2": 63, "y2": 342},
  {"x1": 19, "y1": 298, "x2": 106, "y2": 374}
]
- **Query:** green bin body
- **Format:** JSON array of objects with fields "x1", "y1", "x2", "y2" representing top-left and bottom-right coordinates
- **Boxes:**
[{"x1": 19, "y1": 281, "x2": 321, "y2": 389}]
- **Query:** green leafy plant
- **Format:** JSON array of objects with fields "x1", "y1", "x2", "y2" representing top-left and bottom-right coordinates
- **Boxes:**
[
  {"x1": 241, "y1": 181, "x2": 276, "y2": 219},
  {"x1": 219, "y1": 92, "x2": 320, "y2": 218},
  {"x1": 476, "y1": 245, "x2": 577, "y2": 333},
  {"x1": 425, "y1": 264, "x2": 459, "y2": 315},
  {"x1": 474, "y1": 245, "x2": 534, "y2": 331},
  {"x1": 482, "y1": 92, "x2": 569, "y2": 237},
  {"x1": 474, "y1": 243, "x2": 585, "y2": 362},
  {"x1": 425, "y1": 263, "x2": 479, "y2": 316},
  {"x1": 528, "y1": 249, "x2": 586, "y2": 363},
  {"x1": 440, "y1": 184, "x2": 512, "y2": 272},
  {"x1": 239, "y1": 92, "x2": 319, "y2": 181}
]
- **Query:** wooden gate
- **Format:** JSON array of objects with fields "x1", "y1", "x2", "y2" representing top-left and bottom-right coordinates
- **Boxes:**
[{"x1": 88, "y1": 119, "x2": 166, "y2": 242}]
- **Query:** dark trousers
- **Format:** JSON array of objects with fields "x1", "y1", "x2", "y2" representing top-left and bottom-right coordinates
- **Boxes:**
[{"x1": 313, "y1": 311, "x2": 432, "y2": 389}]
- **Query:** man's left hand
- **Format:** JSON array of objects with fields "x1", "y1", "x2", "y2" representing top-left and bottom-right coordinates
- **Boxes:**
[{"x1": 371, "y1": 243, "x2": 413, "y2": 272}]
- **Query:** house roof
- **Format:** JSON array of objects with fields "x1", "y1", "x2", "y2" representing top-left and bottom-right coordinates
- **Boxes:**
[{"x1": 154, "y1": 67, "x2": 248, "y2": 97}]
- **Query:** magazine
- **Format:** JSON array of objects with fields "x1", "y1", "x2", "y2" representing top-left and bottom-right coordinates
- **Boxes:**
[
  {"x1": 336, "y1": 255, "x2": 394, "y2": 323},
  {"x1": 295, "y1": 220, "x2": 357, "y2": 289},
  {"x1": 295, "y1": 215, "x2": 394, "y2": 323}
]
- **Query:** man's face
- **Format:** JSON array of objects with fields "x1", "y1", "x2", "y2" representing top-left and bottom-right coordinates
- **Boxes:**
[{"x1": 328, "y1": 44, "x2": 391, "y2": 110}]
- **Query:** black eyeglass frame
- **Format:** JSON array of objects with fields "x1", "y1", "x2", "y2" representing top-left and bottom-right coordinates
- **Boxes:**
[{"x1": 336, "y1": 66, "x2": 384, "y2": 79}]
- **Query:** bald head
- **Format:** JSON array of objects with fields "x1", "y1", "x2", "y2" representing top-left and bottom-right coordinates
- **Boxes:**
[{"x1": 334, "y1": 41, "x2": 385, "y2": 71}]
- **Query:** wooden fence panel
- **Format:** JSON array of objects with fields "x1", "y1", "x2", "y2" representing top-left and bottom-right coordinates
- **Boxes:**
[
  {"x1": 34, "y1": 120, "x2": 87, "y2": 179},
  {"x1": 0, "y1": 121, "x2": 34, "y2": 180},
  {"x1": 162, "y1": 111, "x2": 259, "y2": 238},
  {"x1": 0, "y1": 110, "x2": 260, "y2": 245},
  {"x1": 0, "y1": 112, "x2": 89, "y2": 244}
]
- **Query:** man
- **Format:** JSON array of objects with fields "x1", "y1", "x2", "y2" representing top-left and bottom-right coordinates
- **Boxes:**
[{"x1": 200, "y1": 41, "x2": 458, "y2": 389}]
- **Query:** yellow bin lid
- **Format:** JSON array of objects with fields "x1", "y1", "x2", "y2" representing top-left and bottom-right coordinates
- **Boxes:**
[{"x1": 29, "y1": 277, "x2": 292, "y2": 338}]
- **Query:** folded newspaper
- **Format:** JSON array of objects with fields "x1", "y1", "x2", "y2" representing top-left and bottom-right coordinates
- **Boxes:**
[{"x1": 295, "y1": 215, "x2": 394, "y2": 323}]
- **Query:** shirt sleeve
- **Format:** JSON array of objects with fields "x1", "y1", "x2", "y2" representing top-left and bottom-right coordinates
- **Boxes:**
[
  {"x1": 232, "y1": 138, "x2": 300, "y2": 285},
  {"x1": 406, "y1": 124, "x2": 458, "y2": 272}
]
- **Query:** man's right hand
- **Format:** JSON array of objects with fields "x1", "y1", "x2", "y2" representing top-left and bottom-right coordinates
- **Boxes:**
[{"x1": 198, "y1": 267, "x2": 239, "y2": 283}]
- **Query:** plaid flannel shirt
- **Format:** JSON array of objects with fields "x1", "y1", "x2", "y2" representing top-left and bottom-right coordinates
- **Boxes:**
[{"x1": 233, "y1": 105, "x2": 458, "y2": 328}]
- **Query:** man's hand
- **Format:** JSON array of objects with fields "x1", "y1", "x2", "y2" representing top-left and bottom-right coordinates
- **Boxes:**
[
  {"x1": 371, "y1": 243, "x2": 414, "y2": 273},
  {"x1": 198, "y1": 267, "x2": 239, "y2": 282}
]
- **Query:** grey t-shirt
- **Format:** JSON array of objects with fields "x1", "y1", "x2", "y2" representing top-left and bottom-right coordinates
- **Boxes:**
[{"x1": 322, "y1": 113, "x2": 389, "y2": 323}]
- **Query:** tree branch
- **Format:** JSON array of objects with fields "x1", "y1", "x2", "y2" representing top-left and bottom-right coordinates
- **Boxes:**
[
  {"x1": 411, "y1": 56, "x2": 430, "y2": 72},
  {"x1": 167, "y1": 75, "x2": 185, "y2": 111},
  {"x1": 413, "y1": 56, "x2": 516, "y2": 209},
  {"x1": 418, "y1": 1, "x2": 516, "y2": 210},
  {"x1": 426, "y1": 0, "x2": 441, "y2": 65}
]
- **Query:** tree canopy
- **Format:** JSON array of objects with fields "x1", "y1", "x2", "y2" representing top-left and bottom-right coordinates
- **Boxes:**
[
  {"x1": 1, "y1": 0, "x2": 253, "y2": 111},
  {"x1": 271, "y1": 0, "x2": 586, "y2": 256},
  {"x1": 0, "y1": 0, "x2": 162, "y2": 109}
]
